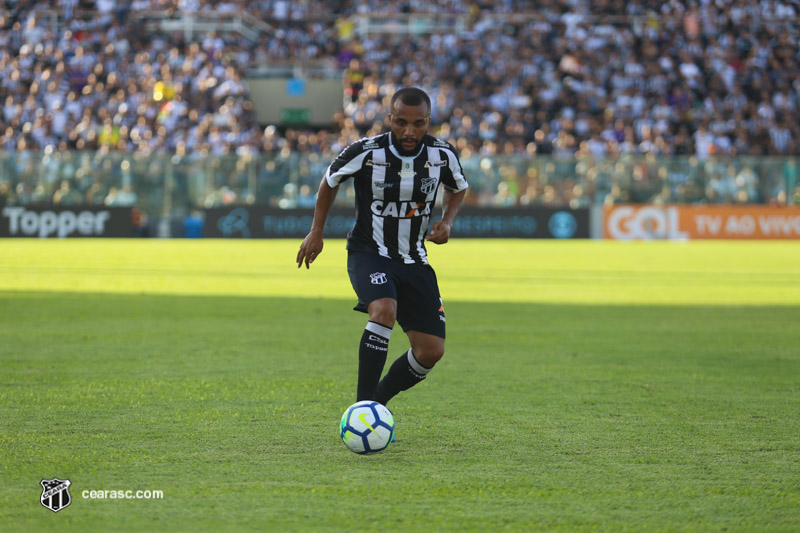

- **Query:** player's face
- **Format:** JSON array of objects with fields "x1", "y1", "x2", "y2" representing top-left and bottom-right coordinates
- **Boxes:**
[{"x1": 388, "y1": 101, "x2": 430, "y2": 155}]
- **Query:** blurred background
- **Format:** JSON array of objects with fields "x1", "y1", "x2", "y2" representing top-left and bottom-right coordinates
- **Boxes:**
[{"x1": 0, "y1": 0, "x2": 798, "y2": 238}]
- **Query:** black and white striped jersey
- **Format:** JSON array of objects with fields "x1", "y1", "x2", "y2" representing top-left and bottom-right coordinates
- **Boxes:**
[{"x1": 325, "y1": 131, "x2": 469, "y2": 264}]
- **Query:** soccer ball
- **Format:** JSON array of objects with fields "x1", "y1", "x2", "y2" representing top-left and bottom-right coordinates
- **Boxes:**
[{"x1": 340, "y1": 400, "x2": 395, "y2": 454}]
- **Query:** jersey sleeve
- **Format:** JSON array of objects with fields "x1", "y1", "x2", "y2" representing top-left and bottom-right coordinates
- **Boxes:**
[
  {"x1": 324, "y1": 141, "x2": 370, "y2": 187},
  {"x1": 439, "y1": 144, "x2": 469, "y2": 193}
]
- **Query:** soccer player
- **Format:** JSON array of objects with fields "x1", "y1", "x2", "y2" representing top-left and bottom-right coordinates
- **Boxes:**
[{"x1": 296, "y1": 87, "x2": 468, "y2": 406}]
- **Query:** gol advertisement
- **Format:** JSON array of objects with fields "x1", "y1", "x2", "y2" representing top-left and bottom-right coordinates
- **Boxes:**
[{"x1": 604, "y1": 204, "x2": 800, "y2": 240}]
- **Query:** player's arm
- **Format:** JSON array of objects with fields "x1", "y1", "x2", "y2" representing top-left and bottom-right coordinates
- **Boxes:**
[
  {"x1": 298, "y1": 138, "x2": 367, "y2": 267},
  {"x1": 426, "y1": 187, "x2": 467, "y2": 245},
  {"x1": 297, "y1": 177, "x2": 339, "y2": 269}
]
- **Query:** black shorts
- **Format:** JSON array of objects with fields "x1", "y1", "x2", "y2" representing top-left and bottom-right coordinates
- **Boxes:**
[{"x1": 347, "y1": 252, "x2": 446, "y2": 338}]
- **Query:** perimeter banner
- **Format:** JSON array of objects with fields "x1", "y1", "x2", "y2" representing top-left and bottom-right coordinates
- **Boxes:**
[
  {"x1": 604, "y1": 204, "x2": 800, "y2": 240},
  {"x1": 204, "y1": 206, "x2": 589, "y2": 239},
  {"x1": 0, "y1": 205, "x2": 134, "y2": 238}
]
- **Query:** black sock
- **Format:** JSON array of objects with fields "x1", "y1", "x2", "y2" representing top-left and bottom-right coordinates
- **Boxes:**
[
  {"x1": 356, "y1": 321, "x2": 393, "y2": 401},
  {"x1": 374, "y1": 349, "x2": 431, "y2": 406}
]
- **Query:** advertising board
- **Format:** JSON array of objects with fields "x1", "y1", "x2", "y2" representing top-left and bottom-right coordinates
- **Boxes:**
[
  {"x1": 204, "y1": 206, "x2": 590, "y2": 239},
  {"x1": 603, "y1": 205, "x2": 800, "y2": 240},
  {"x1": 0, "y1": 206, "x2": 134, "y2": 238}
]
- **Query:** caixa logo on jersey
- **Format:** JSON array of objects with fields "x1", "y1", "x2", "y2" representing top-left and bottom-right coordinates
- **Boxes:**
[
  {"x1": 370, "y1": 200, "x2": 432, "y2": 219},
  {"x1": 40, "y1": 478, "x2": 72, "y2": 513}
]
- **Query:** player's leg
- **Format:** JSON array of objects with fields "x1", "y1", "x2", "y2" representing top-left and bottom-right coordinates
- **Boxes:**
[
  {"x1": 374, "y1": 331, "x2": 444, "y2": 406},
  {"x1": 366, "y1": 297, "x2": 397, "y2": 328},
  {"x1": 356, "y1": 297, "x2": 396, "y2": 401},
  {"x1": 406, "y1": 330, "x2": 445, "y2": 368},
  {"x1": 374, "y1": 263, "x2": 446, "y2": 406},
  {"x1": 348, "y1": 253, "x2": 398, "y2": 401}
]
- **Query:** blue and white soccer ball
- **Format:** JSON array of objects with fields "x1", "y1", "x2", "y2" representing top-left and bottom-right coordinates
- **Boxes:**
[{"x1": 340, "y1": 400, "x2": 395, "y2": 454}]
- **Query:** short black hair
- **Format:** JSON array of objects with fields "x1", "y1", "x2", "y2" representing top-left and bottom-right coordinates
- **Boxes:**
[{"x1": 390, "y1": 87, "x2": 431, "y2": 113}]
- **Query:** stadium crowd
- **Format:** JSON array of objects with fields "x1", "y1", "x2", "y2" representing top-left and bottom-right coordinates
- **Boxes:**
[{"x1": 0, "y1": 0, "x2": 799, "y2": 210}]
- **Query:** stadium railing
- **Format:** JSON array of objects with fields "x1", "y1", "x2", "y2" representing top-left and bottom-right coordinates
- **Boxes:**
[{"x1": 0, "y1": 152, "x2": 797, "y2": 222}]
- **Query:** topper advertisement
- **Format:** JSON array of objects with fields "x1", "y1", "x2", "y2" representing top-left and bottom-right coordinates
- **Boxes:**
[{"x1": 1, "y1": 206, "x2": 134, "y2": 238}]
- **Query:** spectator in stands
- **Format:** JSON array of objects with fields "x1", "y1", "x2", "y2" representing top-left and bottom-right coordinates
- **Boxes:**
[{"x1": 0, "y1": 0, "x2": 799, "y2": 210}]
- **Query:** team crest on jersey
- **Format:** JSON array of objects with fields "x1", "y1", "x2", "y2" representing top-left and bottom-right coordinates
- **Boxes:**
[
  {"x1": 420, "y1": 177, "x2": 438, "y2": 195},
  {"x1": 370, "y1": 272, "x2": 388, "y2": 285}
]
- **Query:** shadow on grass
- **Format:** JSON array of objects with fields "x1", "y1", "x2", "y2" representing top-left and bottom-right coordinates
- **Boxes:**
[{"x1": 1, "y1": 291, "x2": 799, "y2": 531}]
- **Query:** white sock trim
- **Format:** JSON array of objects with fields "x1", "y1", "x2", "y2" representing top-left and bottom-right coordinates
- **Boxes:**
[
  {"x1": 406, "y1": 349, "x2": 431, "y2": 375},
  {"x1": 366, "y1": 321, "x2": 393, "y2": 339}
]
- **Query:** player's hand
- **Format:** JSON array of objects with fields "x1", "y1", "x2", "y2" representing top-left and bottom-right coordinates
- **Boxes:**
[
  {"x1": 297, "y1": 232, "x2": 324, "y2": 269},
  {"x1": 426, "y1": 221, "x2": 451, "y2": 244}
]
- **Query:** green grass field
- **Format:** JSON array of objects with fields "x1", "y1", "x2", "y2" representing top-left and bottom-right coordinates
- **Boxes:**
[{"x1": 1, "y1": 239, "x2": 799, "y2": 531}]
